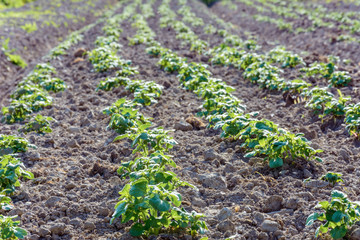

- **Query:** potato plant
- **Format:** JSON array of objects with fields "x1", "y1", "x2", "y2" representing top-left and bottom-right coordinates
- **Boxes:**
[
  {"x1": 50, "y1": 31, "x2": 83, "y2": 58},
  {"x1": 280, "y1": 79, "x2": 312, "y2": 95},
  {"x1": 1, "y1": 100, "x2": 33, "y2": 124},
  {"x1": 0, "y1": 135, "x2": 35, "y2": 155},
  {"x1": 267, "y1": 46, "x2": 305, "y2": 68},
  {"x1": 300, "y1": 62, "x2": 352, "y2": 87},
  {"x1": 18, "y1": 114, "x2": 54, "y2": 135},
  {"x1": 0, "y1": 215, "x2": 28, "y2": 240},
  {"x1": 302, "y1": 88, "x2": 350, "y2": 118},
  {"x1": 345, "y1": 103, "x2": 360, "y2": 138},
  {"x1": 104, "y1": 98, "x2": 151, "y2": 134},
  {"x1": 96, "y1": 76, "x2": 130, "y2": 92},
  {"x1": 88, "y1": 46, "x2": 131, "y2": 72},
  {"x1": 1, "y1": 38, "x2": 27, "y2": 68},
  {"x1": 95, "y1": 36, "x2": 122, "y2": 51},
  {"x1": 328, "y1": 71, "x2": 352, "y2": 88},
  {"x1": 321, "y1": 172, "x2": 343, "y2": 186},
  {"x1": 0, "y1": 155, "x2": 34, "y2": 195},
  {"x1": 112, "y1": 153, "x2": 206, "y2": 237},
  {"x1": 1, "y1": 63, "x2": 65, "y2": 123},
  {"x1": 306, "y1": 191, "x2": 360, "y2": 239}
]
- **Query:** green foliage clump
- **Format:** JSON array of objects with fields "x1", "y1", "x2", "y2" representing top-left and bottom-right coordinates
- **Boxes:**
[
  {"x1": 345, "y1": 103, "x2": 360, "y2": 138},
  {"x1": 1, "y1": 38, "x2": 27, "y2": 68},
  {"x1": 321, "y1": 172, "x2": 343, "y2": 186},
  {"x1": 2, "y1": 63, "x2": 64, "y2": 124},
  {"x1": 0, "y1": 134, "x2": 35, "y2": 155},
  {"x1": 306, "y1": 191, "x2": 360, "y2": 239},
  {"x1": 18, "y1": 114, "x2": 54, "y2": 135},
  {"x1": 0, "y1": 155, "x2": 33, "y2": 195}
]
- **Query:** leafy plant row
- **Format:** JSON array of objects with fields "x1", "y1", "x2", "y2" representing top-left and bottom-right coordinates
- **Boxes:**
[
  {"x1": 47, "y1": 1, "x2": 125, "y2": 59},
  {"x1": 1, "y1": 63, "x2": 66, "y2": 125},
  {"x1": 168, "y1": 2, "x2": 360, "y2": 239},
  {"x1": 104, "y1": 97, "x2": 208, "y2": 238},
  {"x1": 233, "y1": 0, "x2": 360, "y2": 43},
  {"x1": 129, "y1": 0, "x2": 323, "y2": 170},
  {"x1": 1, "y1": 38, "x2": 27, "y2": 68},
  {"x1": 0, "y1": 134, "x2": 35, "y2": 239},
  {"x1": 176, "y1": 1, "x2": 352, "y2": 89},
  {"x1": 0, "y1": 1, "x2": 137, "y2": 238},
  {"x1": 86, "y1": 1, "x2": 208, "y2": 238},
  {"x1": 106, "y1": 98, "x2": 208, "y2": 237},
  {"x1": 171, "y1": 2, "x2": 360, "y2": 139},
  {"x1": 88, "y1": 1, "x2": 136, "y2": 73}
]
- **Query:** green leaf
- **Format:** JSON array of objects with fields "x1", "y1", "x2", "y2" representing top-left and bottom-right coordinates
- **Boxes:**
[
  {"x1": 111, "y1": 201, "x2": 127, "y2": 224},
  {"x1": 273, "y1": 141, "x2": 287, "y2": 151},
  {"x1": 306, "y1": 212, "x2": 319, "y2": 226},
  {"x1": 139, "y1": 132, "x2": 149, "y2": 140},
  {"x1": 129, "y1": 179, "x2": 148, "y2": 197},
  {"x1": 317, "y1": 201, "x2": 330, "y2": 209},
  {"x1": 332, "y1": 190, "x2": 347, "y2": 199},
  {"x1": 331, "y1": 211, "x2": 344, "y2": 223},
  {"x1": 114, "y1": 134, "x2": 129, "y2": 142},
  {"x1": 330, "y1": 226, "x2": 347, "y2": 239},
  {"x1": 169, "y1": 192, "x2": 182, "y2": 207},
  {"x1": 269, "y1": 157, "x2": 283, "y2": 168},
  {"x1": 14, "y1": 227, "x2": 27, "y2": 239},
  {"x1": 129, "y1": 222, "x2": 145, "y2": 237},
  {"x1": 255, "y1": 122, "x2": 273, "y2": 131},
  {"x1": 244, "y1": 151, "x2": 256, "y2": 158},
  {"x1": 319, "y1": 224, "x2": 328, "y2": 234},
  {"x1": 149, "y1": 194, "x2": 170, "y2": 212}
]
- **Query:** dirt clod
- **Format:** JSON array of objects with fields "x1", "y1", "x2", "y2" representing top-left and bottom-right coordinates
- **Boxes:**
[{"x1": 74, "y1": 48, "x2": 87, "y2": 58}]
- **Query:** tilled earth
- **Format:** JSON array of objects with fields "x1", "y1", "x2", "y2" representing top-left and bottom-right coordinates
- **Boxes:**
[
  {"x1": 1, "y1": 0, "x2": 360, "y2": 240},
  {"x1": 0, "y1": 0, "x2": 116, "y2": 102}
]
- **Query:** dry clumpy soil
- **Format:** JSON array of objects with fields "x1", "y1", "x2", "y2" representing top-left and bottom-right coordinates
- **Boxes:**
[
  {"x1": 1, "y1": 0, "x2": 360, "y2": 239},
  {"x1": 0, "y1": 0, "x2": 116, "y2": 105}
]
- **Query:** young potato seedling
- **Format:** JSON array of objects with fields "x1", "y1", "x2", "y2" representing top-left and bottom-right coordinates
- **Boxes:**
[
  {"x1": 321, "y1": 172, "x2": 343, "y2": 186},
  {"x1": 18, "y1": 114, "x2": 54, "y2": 135},
  {"x1": 306, "y1": 191, "x2": 360, "y2": 239}
]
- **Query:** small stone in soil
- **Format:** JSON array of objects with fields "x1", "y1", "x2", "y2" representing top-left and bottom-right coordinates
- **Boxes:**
[
  {"x1": 74, "y1": 48, "x2": 86, "y2": 58},
  {"x1": 38, "y1": 227, "x2": 50, "y2": 237},
  {"x1": 260, "y1": 220, "x2": 279, "y2": 232},
  {"x1": 84, "y1": 221, "x2": 96, "y2": 231},
  {"x1": 204, "y1": 149, "x2": 217, "y2": 161},
  {"x1": 263, "y1": 195, "x2": 283, "y2": 213},
  {"x1": 67, "y1": 139, "x2": 79, "y2": 148},
  {"x1": 198, "y1": 173, "x2": 227, "y2": 190},
  {"x1": 49, "y1": 223, "x2": 67, "y2": 236},
  {"x1": 45, "y1": 196, "x2": 61, "y2": 208},
  {"x1": 217, "y1": 207, "x2": 232, "y2": 221},
  {"x1": 217, "y1": 220, "x2": 235, "y2": 233},
  {"x1": 174, "y1": 120, "x2": 193, "y2": 131},
  {"x1": 304, "y1": 180, "x2": 329, "y2": 188}
]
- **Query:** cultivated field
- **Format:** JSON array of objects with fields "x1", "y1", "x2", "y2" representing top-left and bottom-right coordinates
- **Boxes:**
[{"x1": 1, "y1": 0, "x2": 360, "y2": 239}]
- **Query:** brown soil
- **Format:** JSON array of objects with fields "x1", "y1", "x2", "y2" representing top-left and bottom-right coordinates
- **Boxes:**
[{"x1": 1, "y1": 0, "x2": 360, "y2": 239}]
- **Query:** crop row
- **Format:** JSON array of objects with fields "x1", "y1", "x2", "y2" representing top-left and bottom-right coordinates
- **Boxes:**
[
  {"x1": 167, "y1": 1, "x2": 360, "y2": 140},
  {"x1": 134, "y1": 0, "x2": 323, "y2": 169},
  {"x1": 0, "y1": 2, "x2": 131, "y2": 238},
  {"x1": 168, "y1": 1, "x2": 360, "y2": 238},
  {"x1": 86, "y1": 1, "x2": 208, "y2": 238},
  {"x1": 122, "y1": 0, "x2": 360, "y2": 238},
  {"x1": 0, "y1": 134, "x2": 34, "y2": 239},
  {"x1": 230, "y1": 0, "x2": 360, "y2": 43}
]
